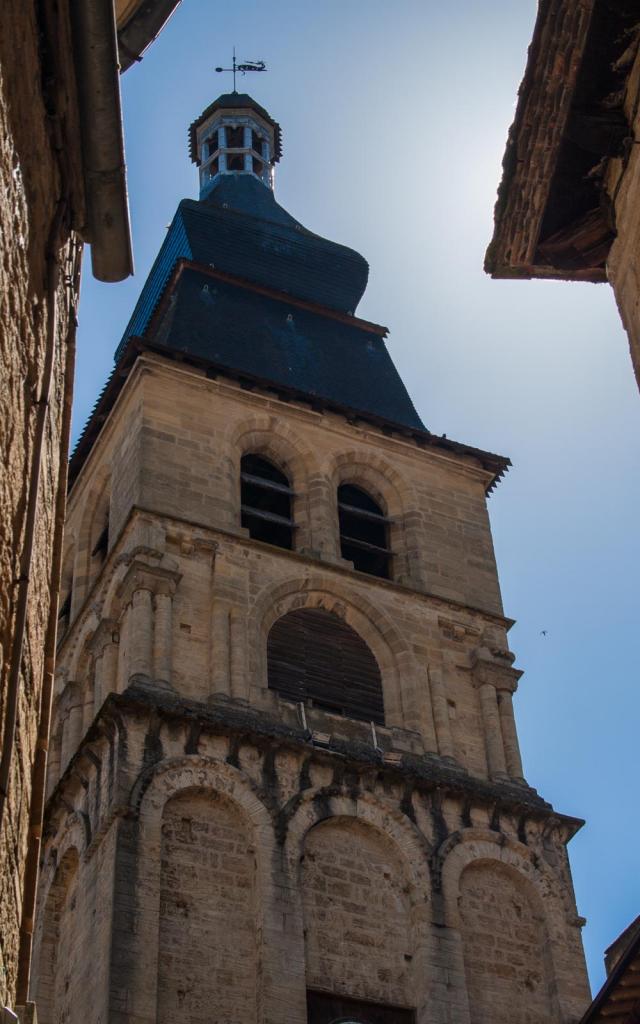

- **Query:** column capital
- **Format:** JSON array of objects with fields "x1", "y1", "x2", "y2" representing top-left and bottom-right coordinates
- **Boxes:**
[
  {"x1": 471, "y1": 646, "x2": 523, "y2": 693},
  {"x1": 59, "y1": 678, "x2": 82, "y2": 712},
  {"x1": 117, "y1": 559, "x2": 182, "y2": 607},
  {"x1": 88, "y1": 618, "x2": 119, "y2": 656}
]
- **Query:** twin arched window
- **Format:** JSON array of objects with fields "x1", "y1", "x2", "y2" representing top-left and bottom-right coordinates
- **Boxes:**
[
  {"x1": 240, "y1": 454, "x2": 295, "y2": 550},
  {"x1": 337, "y1": 484, "x2": 391, "y2": 579},
  {"x1": 241, "y1": 454, "x2": 391, "y2": 579}
]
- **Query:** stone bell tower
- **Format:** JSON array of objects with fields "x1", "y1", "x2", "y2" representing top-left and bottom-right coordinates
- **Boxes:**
[{"x1": 31, "y1": 92, "x2": 591, "y2": 1024}]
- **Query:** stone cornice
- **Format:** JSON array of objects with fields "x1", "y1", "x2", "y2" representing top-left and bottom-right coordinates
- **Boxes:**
[
  {"x1": 88, "y1": 618, "x2": 119, "y2": 654},
  {"x1": 45, "y1": 686, "x2": 583, "y2": 843},
  {"x1": 117, "y1": 558, "x2": 181, "y2": 606},
  {"x1": 471, "y1": 645, "x2": 523, "y2": 692}
]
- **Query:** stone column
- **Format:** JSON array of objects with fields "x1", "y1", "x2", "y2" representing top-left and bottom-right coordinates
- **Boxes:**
[
  {"x1": 46, "y1": 721, "x2": 61, "y2": 797},
  {"x1": 118, "y1": 558, "x2": 182, "y2": 689},
  {"x1": 472, "y1": 646, "x2": 523, "y2": 783},
  {"x1": 477, "y1": 682, "x2": 508, "y2": 781},
  {"x1": 153, "y1": 588, "x2": 175, "y2": 689},
  {"x1": 210, "y1": 601, "x2": 231, "y2": 697},
  {"x1": 416, "y1": 666, "x2": 438, "y2": 754},
  {"x1": 498, "y1": 687, "x2": 526, "y2": 783},
  {"x1": 129, "y1": 587, "x2": 153, "y2": 681},
  {"x1": 90, "y1": 619, "x2": 119, "y2": 706},
  {"x1": 230, "y1": 607, "x2": 248, "y2": 701},
  {"x1": 428, "y1": 666, "x2": 456, "y2": 761},
  {"x1": 60, "y1": 682, "x2": 83, "y2": 770}
]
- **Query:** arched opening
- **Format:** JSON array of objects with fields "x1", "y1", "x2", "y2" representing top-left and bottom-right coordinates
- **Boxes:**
[
  {"x1": 307, "y1": 996, "x2": 414, "y2": 1023},
  {"x1": 303, "y1": 819, "x2": 415, "y2": 1020},
  {"x1": 338, "y1": 484, "x2": 391, "y2": 579},
  {"x1": 157, "y1": 789, "x2": 257, "y2": 1023},
  {"x1": 459, "y1": 860, "x2": 556, "y2": 1024},
  {"x1": 57, "y1": 542, "x2": 75, "y2": 639},
  {"x1": 85, "y1": 475, "x2": 111, "y2": 594},
  {"x1": 267, "y1": 608, "x2": 384, "y2": 723},
  {"x1": 241, "y1": 453, "x2": 295, "y2": 550},
  {"x1": 35, "y1": 848, "x2": 80, "y2": 1024}
]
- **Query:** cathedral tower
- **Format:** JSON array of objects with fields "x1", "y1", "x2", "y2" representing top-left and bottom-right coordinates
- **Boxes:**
[{"x1": 32, "y1": 93, "x2": 590, "y2": 1024}]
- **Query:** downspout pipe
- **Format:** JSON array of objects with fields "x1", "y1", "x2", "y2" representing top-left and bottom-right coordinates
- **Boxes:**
[{"x1": 70, "y1": 0, "x2": 134, "y2": 283}]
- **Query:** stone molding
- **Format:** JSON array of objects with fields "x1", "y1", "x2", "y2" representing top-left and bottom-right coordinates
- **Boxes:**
[
  {"x1": 87, "y1": 618, "x2": 119, "y2": 655},
  {"x1": 471, "y1": 645, "x2": 523, "y2": 693},
  {"x1": 117, "y1": 558, "x2": 181, "y2": 608}
]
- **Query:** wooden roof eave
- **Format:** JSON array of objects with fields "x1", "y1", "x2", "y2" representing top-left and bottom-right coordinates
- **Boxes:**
[
  {"x1": 579, "y1": 929, "x2": 640, "y2": 1024},
  {"x1": 485, "y1": 0, "x2": 597, "y2": 279}
]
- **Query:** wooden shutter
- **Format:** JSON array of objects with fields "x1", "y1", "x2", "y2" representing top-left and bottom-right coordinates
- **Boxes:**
[
  {"x1": 267, "y1": 609, "x2": 384, "y2": 724},
  {"x1": 307, "y1": 990, "x2": 415, "y2": 1023}
]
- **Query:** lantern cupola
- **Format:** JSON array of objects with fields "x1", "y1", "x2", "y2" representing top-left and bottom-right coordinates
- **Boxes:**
[{"x1": 189, "y1": 92, "x2": 282, "y2": 198}]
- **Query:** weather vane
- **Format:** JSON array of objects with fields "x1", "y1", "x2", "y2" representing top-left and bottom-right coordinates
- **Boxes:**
[{"x1": 215, "y1": 47, "x2": 267, "y2": 92}]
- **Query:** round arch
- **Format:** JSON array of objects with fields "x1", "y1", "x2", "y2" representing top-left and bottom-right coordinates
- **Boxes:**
[
  {"x1": 326, "y1": 450, "x2": 420, "y2": 584},
  {"x1": 287, "y1": 791, "x2": 432, "y2": 1013},
  {"x1": 74, "y1": 462, "x2": 112, "y2": 606},
  {"x1": 438, "y1": 827, "x2": 589, "y2": 1022},
  {"x1": 439, "y1": 828, "x2": 571, "y2": 933},
  {"x1": 126, "y1": 755, "x2": 279, "y2": 1022},
  {"x1": 226, "y1": 413, "x2": 321, "y2": 550},
  {"x1": 250, "y1": 575, "x2": 415, "y2": 727}
]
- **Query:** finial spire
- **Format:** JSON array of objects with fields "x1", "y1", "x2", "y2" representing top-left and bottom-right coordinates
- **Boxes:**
[{"x1": 215, "y1": 47, "x2": 267, "y2": 93}]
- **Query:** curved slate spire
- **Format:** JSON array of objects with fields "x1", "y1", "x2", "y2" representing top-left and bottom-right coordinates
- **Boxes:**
[
  {"x1": 113, "y1": 92, "x2": 423, "y2": 434},
  {"x1": 117, "y1": 94, "x2": 370, "y2": 359}
]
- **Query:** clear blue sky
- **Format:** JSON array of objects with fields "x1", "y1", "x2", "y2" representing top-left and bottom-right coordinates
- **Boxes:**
[{"x1": 75, "y1": 0, "x2": 640, "y2": 992}]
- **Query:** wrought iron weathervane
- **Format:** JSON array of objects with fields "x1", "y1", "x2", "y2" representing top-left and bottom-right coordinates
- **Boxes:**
[{"x1": 215, "y1": 47, "x2": 267, "y2": 92}]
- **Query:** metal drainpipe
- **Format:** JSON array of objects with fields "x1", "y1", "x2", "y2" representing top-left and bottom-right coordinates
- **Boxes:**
[
  {"x1": 70, "y1": 0, "x2": 134, "y2": 282},
  {"x1": 15, "y1": 240, "x2": 82, "y2": 1007},
  {"x1": 0, "y1": 200, "x2": 67, "y2": 831}
]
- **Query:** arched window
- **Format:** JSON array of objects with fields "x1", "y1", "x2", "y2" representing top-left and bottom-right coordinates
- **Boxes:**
[
  {"x1": 267, "y1": 608, "x2": 384, "y2": 724},
  {"x1": 241, "y1": 454, "x2": 295, "y2": 550},
  {"x1": 91, "y1": 513, "x2": 109, "y2": 563},
  {"x1": 88, "y1": 480, "x2": 110, "y2": 579},
  {"x1": 338, "y1": 484, "x2": 391, "y2": 579}
]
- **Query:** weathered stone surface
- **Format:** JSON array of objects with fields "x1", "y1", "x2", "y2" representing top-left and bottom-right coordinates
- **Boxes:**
[
  {"x1": 0, "y1": 0, "x2": 80, "y2": 1006},
  {"x1": 31, "y1": 352, "x2": 591, "y2": 1021}
]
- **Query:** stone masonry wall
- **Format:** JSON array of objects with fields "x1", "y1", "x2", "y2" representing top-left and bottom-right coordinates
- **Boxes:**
[
  {"x1": 302, "y1": 818, "x2": 415, "y2": 1007},
  {"x1": 459, "y1": 860, "x2": 554, "y2": 1024},
  {"x1": 32, "y1": 696, "x2": 591, "y2": 1023},
  {"x1": 0, "y1": 0, "x2": 81, "y2": 1006},
  {"x1": 158, "y1": 789, "x2": 257, "y2": 1023},
  {"x1": 36, "y1": 347, "x2": 592, "y2": 1022},
  {"x1": 51, "y1": 358, "x2": 524, "y2": 798},
  {"x1": 606, "y1": 40, "x2": 640, "y2": 390}
]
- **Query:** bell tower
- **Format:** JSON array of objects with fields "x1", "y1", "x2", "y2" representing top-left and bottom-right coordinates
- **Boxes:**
[{"x1": 31, "y1": 94, "x2": 591, "y2": 1024}]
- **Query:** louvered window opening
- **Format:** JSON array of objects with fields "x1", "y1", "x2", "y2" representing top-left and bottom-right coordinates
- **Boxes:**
[
  {"x1": 241, "y1": 454, "x2": 295, "y2": 550},
  {"x1": 58, "y1": 592, "x2": 71, "y2": 624},
  {"x1": 267, "y1": 608, "x2": 384, "y2": 724},
  {"x1": 307, "y1": 990, "x2": 415, "y2": 1023},
  {"x1": 91, "y1": 514, "x2": 109, "y2": 562},
  {"x1": 338, "y1": 484, "x2": 391, "y2": 579}
]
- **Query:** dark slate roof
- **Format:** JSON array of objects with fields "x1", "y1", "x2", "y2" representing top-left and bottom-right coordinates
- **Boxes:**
[
  {"x1": 71, "y1": 329, "x2": 510, "y2": 492},
  {"x1": 149, "y1": 263, "x2": 424, "y2": 430},
  {"x1": 115, "y1": 176, "x2": 369, "y2": 360},
  {"x1": 189, "y1": 92, "x2": 282, "y2": 164}
]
